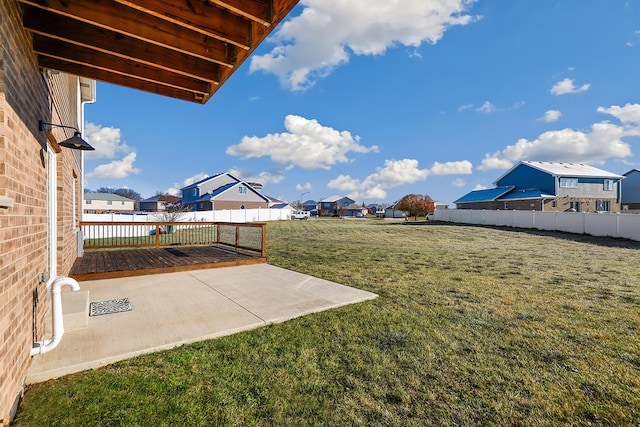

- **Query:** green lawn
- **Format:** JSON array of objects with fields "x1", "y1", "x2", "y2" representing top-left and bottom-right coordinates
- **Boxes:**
[{"x1": 15, "y1": 220, "x2": 640, "y2": 426}]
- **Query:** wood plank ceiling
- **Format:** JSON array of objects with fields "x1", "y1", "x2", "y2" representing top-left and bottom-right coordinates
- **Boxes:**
[{"x1": 19, "y1": 0, "x2": 299, "y2": 103}]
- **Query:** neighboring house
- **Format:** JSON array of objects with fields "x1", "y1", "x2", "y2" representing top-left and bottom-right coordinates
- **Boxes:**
[
  {"x1": 367, "y1": 203, "x2": 386, "y2": 217},
  {"x1": 139, "y1": 195, "x2": 181, "y2": 212},
  {"x1": 455, "y1": 161, "x2": 623, "y2": 212},
  {"x1": 302, "y1": 199, "x2": 318, "y2": 212},
  {"x1": 340, "y1": 203, "x2": 368, "y2": 217},
  {"x1": 318, "y1": 195, "x2": 356, "y2": 217},
  {"x1": 83, "y1": 192, "x2": 136, "y2": 214},
  {"x1": 0, "y1": 0, "x2": 298, "y2": 422},
  {"x1": 266, "y1": 195, "x2": 285, "y2": 208},
  {"x1": 180, "y1": 172, "x2": 269, "y2": 211},
  {"x1": 434, "y1": 201, "x2": 449, "y2": 210},
  {"x1": 271, "y1": 202, "x2": 295, "y2": 213},
  {"x1": 621, "y1": 169, "x2": 640, "y2": 211},
  {"x1": 385, "y1": 201, "x2": 408, "y2": 218}
]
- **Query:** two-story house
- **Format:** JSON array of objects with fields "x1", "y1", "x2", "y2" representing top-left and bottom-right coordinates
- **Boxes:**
[
  {"x1": 318, "y1": 195, "x2": 356, "y2": 217},
  {"x1": 83, "y1": 191, "x2": 136, "y2": 214},
  {"x1": 180, "y1": 172, "x2": 270, "y2": 211},
  {"x1": 621, "y1": 169, "x2": 640, "y2": 211},
  {"x1": 455, "y1": 161, "x2": 623, "y2": 212}
]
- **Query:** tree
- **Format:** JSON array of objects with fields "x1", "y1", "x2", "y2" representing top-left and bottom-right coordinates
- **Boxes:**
[{"x1": 396, "y1": 194, "x2": 435, "y2": 220}]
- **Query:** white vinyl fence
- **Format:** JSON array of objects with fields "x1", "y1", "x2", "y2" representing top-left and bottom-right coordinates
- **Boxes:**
[
  {"x1": 434, "y1": 209, "x2": 640, "y2": 242},
  {"x1": 83, "y1": 208, "x2": 292, "y2": 224}
]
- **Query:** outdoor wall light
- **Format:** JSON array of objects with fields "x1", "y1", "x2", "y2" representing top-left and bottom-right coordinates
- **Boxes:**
[{"x1": 39, "y1": 120, "x2": 95, "y2": 150}]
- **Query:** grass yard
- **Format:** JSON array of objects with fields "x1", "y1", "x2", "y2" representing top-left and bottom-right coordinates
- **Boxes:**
[{"x1": 15, "y1": 220, "x2": 640, "y2": 425}]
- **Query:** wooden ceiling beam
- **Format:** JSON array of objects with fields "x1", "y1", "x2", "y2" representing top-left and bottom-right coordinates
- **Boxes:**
[
  {"x1": 19, "y1": 0, "x2": 238, "y2": 64},
  {"x1": 115, "y1": 0, "x2": 252, "y2": 49},
  {"x1": 208, "y1": 0, "x2": 273, "y2": 26},
  {"x1": 34, "y1": 36, "x2": 213, "y2": 95},
  {"x1": 38, "y1": 56, "x2": 209, "y2": 103},
  {"x1": 23, "y1": 6, "x2": 224, "y2": 82},
  {"x1": 214, "y1": 0, "x2": 298, "y2": 102}
]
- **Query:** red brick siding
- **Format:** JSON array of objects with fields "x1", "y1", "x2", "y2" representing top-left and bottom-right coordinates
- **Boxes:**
[{"x1": 0, "y1": 0, "x2": 81, "y2": 421}]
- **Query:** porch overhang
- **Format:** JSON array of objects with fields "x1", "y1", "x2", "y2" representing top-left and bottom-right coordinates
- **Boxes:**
[{"x1": 19, "y1": 0, "x2": 299, "y2": 103}]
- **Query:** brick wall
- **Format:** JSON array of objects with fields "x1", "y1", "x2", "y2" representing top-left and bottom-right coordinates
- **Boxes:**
[{"x1": 0, "y1": 0, "x2": 81, "y2": 422}]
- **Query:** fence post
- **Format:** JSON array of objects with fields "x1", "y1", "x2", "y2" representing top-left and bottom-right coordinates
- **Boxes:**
[
  {"x1": 155, "y1": 224, "x2": 160, "y2": 248},
  {"x1": 261, "y1": 223, "x2": 266, "y2": 257},
  {"x1": 235, "y1": 225, "x2": 240, "y2": 251}
]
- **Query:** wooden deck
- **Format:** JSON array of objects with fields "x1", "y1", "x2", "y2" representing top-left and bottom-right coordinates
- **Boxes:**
[{"x1": 69, "y1": 245, "x2": 266, "y2": 281}]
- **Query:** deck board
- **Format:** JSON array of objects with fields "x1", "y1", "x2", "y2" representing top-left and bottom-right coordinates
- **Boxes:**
[{"x1": 70, "y1": 245, "x2": 266, "y2": 281}]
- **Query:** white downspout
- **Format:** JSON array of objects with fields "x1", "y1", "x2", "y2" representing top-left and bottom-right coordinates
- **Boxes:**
[{"x1": 31, "y1": 277, "x2": 81, "y2": 356}]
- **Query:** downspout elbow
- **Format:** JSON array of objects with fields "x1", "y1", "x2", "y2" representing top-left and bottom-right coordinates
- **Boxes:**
[{"x1": 31, "y1": 277, "x2": 81, "y2": 356}]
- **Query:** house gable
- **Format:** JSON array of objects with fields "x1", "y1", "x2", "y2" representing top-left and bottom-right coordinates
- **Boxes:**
[{"x1": 494, "y1": 163, "x2": 556, "y2": 195}]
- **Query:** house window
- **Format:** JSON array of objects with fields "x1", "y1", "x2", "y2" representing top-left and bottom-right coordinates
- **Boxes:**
[
  {"x1": 86, "y1": 199, "x2": 92, "y2": 205},
  {"x1": 107, "y1": 200, "x2": 113, "y2": 205},
  {"x1": 238, "y1": 186, "x2": 247, "y2": 194},
  {"x1": 560, "y1": 178, "x2": 578, "y2": 188},
  {"x1": 323, "y1": 202, "x2": 330, "y2": 208},
  {"x1": 551, "y1": 200, "x2": 557, "y2": 208},
  {"x1": 603, "y1": 179, "x2": 614, "y2": 191},
  {"x1": 570, "y1": 201, "x2": 581, "y2": 212},
  {"x1": 504, "y1": 202, "x2": 508, "y2": 209},
  {"x1": 597, "y1": 200, "x2": 610, "y2": 211}
]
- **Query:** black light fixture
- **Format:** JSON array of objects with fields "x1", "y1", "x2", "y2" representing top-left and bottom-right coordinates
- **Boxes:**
[{"x1": 39, "y1": 120, "x2": 95, "y2": 151}]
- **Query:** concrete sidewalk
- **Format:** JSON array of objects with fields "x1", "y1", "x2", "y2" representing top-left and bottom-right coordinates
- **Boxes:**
[{"x1": 27, "y1": 264, "x2": 377, "y2": 384}]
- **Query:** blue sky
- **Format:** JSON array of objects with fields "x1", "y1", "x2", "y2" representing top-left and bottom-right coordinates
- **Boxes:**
[{"x1": 83, "y1": 0, "x2": 640, "y2": 206}]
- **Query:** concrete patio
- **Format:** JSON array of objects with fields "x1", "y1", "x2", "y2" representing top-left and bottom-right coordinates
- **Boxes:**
[{"x1": 27, "y1": 264, "x2": 377, "y2": 384}]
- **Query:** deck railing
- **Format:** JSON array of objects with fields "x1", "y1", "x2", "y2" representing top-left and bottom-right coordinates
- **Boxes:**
[{"x1": 80, "y1": 221, "x2": 266, "y2": 256}]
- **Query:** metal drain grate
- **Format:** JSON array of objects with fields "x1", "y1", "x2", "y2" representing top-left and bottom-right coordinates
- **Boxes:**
[{"x1": 90, "y1": 298, "x2": 132, "y2": 316}]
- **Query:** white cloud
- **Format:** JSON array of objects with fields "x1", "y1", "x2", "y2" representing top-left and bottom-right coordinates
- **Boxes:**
[
  {"x1": 429, "y1": 160, "x2": 473, "y2": 175},
  {"x1": 473, "y1": 184, "x2": 488, "y2": 190},
  {"x1": 228, "y1": 168, "x2": 285, "y2": 185},
  {"x1": 550, "y1": 78, "x2": 590, "y2": 95},
  {"x1": 458, "y1": 104, "x2": 473, "y2": 112},
  {"x1": 84, "y1": 122, "x2": 131, "y2": 160},
  {"x1": 87, "y1": 153, "x2": 140, "y2": 179},
  {"x1": 452, "y1": 178, "x2": 466, "y2": 187},
  {"x1": 250, "y1": 0, "x2": 479, "y2": 91},
  {"x1": 328, "y1": 158, "x2": 429, "y2": 200},
  {"x1": 540, "y1": 110, "x2": 562, "y2": 122},
  {"x1": 165, "y1": 172, "x2": 210, "y2": 196},
  {"x1": 597, "y1": 103, "x2": 640, "y2": 126},
  {"x1": 478, "y1": 153, "x2": 513, "y2": 171},
  {"x1": 296, "y1": 182, "x2": 313, "y2": 192},
  {"x1": 476, "y1": 101, "x2": 496, "y2": 113},
  {"x1": 226, "y1": 115, "x2": 378, "y2": 170},
  {"x1": 478, "y1": 104, "x2": 639, "y2": 170}
]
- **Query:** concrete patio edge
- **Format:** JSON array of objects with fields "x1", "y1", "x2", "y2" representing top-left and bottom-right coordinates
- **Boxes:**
[{"x1": 27, "y1": 264, "x2": 378, "y2": 384}]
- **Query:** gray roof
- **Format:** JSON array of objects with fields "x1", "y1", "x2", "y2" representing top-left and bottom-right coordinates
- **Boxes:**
[
  {"x1": 319, "y1": 195, "x2": 355, "y2": 203},
  {"x1": 496, "y1": 161, "x2": 624, "y2": 183},
  {"x1": 84, "y1": 191, "x2": 135, "y2": 202}
]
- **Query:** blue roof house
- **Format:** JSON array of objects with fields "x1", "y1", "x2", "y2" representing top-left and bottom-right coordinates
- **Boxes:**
[
  {"x1": 454, "y1": 161, "x2": 623, "y2": 213},
  {"x1": 180, "y1": 172, "x2": 270, "y2": 211}
]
